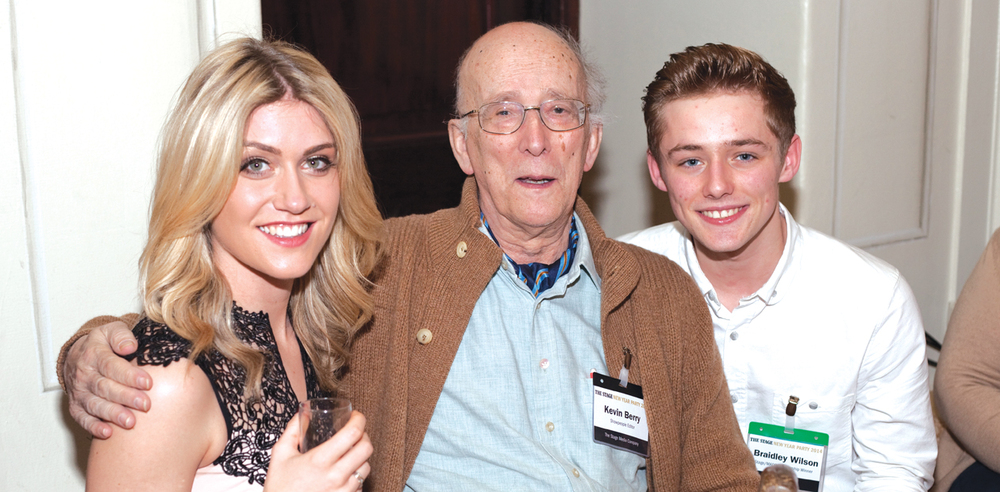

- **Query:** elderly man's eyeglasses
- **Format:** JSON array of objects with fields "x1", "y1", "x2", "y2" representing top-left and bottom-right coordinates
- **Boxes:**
[{"x1": 459, "y1": 99, "x2": 590, "y2": 135}]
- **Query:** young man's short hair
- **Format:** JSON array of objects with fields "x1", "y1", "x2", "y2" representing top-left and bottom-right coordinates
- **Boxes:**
[{"x1": 642, "y1": 43, "x2": 796, "y2": 161}]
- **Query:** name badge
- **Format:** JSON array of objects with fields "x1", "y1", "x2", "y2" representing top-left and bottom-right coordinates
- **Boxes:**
[
  {"x1": 592, "y1": 372, "x2": 648, "y2": 457},
  {"x1": 747, "y1": 422, "x2": 828, "y2": 492}
]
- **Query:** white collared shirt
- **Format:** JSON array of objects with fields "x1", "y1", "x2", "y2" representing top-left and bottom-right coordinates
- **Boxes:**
[{"x1": 619, "y1": 204, "x2": 935, "y2": 492}]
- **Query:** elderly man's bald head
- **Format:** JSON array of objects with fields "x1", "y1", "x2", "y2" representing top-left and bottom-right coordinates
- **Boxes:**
[{"x1": 453, "y1": 22, "x2": 606, "y2": 133}]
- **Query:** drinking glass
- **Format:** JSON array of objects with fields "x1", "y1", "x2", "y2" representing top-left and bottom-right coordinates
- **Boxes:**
[{"x1": 298, "y1": 397, "x2": 352, "y2": 452}]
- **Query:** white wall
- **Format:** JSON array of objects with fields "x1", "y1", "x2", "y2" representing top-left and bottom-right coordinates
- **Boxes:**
[{"x1": 0, "y1": 1, "x2": 259, "y2": 490}]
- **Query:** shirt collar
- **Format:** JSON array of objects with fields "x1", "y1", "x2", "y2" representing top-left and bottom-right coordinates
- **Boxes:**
[
  {"x1": 754, "y1": 203, "x2": 799, "y2": 305},
  {"x1": 575, "y1": 214, "x2": 601, "y2": 290},
  {"x1": 478, "y1": 212, "x2": 601, "y2": 293}
]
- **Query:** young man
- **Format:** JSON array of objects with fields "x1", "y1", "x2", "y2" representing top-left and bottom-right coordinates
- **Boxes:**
[{"x1": 619, "y1": 43, "x2": 936, "y2": 491}]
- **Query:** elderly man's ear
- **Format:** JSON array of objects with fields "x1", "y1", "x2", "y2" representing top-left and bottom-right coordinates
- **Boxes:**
[
  {"x1": 583, "y1": 123, "x2": 603, "y2": 173},
  {"x1": 448, "y1": 119, "x2": 475, "y2": 176}
]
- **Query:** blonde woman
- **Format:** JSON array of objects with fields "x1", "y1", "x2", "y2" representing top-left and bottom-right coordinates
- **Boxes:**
[{"x1": 85, "y1": 38, "x2": 381, "y2": 491}]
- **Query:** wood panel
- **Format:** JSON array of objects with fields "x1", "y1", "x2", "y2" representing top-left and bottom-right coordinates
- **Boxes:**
[
  {"x1": 800, "y1": 0, "x2": 968, "y2": 339},
  {"x1": 833, "y1": 0, "x2": 933, "y2": 246}
]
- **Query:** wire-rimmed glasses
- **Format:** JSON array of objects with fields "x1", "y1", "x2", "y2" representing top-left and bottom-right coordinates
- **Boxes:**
[{"x1": 459, "y1": 99, "x2": 590, "y2": 135}]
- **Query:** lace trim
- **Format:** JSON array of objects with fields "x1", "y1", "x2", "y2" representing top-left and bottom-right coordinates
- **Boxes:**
[{"x1": 130, "y1": 304, "x2": 327, "y2": 485}]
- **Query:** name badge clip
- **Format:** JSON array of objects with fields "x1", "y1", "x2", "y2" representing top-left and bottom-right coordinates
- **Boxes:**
[
  {"x1": 785, "y1": 395, "x2": 799, "y2": 434},
  {"x1": 618, "y1": 347, "x2": 632, "y2": 387}
]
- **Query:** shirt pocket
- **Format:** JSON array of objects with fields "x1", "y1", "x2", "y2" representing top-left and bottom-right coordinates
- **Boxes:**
[{"x1": 771, "y1": 392, "x2": 855, "y2": 467}]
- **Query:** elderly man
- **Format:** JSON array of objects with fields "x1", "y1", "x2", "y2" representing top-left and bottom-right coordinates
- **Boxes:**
[
  {"x1": 60, "y1": 24, "x2": 759, "y2": 490},
  {"x1": 620, "y1": 43, "x2": 936, "y2": 491}
]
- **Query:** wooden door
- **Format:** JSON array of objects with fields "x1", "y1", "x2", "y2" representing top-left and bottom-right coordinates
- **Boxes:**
[{"x1": 261, "y1": 0, "x2": 579, "y2": 217}]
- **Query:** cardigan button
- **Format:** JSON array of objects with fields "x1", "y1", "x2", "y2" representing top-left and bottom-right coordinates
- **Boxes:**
[
  {"x1": 456, "y1": 241, "x2": 468, "y2": 258},
  {"x1": 416, "y1": 328, "x2": 433, "y2": 345}
]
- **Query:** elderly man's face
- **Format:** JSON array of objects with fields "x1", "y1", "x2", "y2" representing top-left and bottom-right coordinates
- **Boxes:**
[{"x1": 449, "y1": 23, "x2": 602, "y2": 243}]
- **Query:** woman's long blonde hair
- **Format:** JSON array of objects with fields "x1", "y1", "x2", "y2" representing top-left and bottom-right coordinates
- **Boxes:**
[{"x1": 140, "y1": 38, "x2": 382, "y2": 397}]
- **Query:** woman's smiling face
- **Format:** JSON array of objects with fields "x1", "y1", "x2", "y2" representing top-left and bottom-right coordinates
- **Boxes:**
[{"x1": 210, "y1": 97, "x2": 340, "y2": 289}]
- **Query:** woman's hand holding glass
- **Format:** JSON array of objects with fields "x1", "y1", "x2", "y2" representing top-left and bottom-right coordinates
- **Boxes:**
[{"x1": 264, "y1": 409, "x2": 372, "y2": 491}]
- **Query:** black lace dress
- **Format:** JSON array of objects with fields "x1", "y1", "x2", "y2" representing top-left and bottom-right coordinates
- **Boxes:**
[{"x1": 127, "y1": 304, "x2": 330, "y2": 490}]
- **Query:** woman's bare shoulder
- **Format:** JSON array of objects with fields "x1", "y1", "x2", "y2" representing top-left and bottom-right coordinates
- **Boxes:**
[{"x1": 86, "y1": 357, "x2": 226, "y2": 491}]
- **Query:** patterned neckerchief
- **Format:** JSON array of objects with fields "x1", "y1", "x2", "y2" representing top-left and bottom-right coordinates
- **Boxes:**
[{"x1": 481, "y1": 213, "x2": 580, "y2": 297}]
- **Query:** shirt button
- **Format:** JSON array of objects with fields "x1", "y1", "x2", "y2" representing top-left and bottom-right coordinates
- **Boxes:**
[
  {"x1": 572, "y1": 468, "x2": 580, "y2": 478},
  {"x1": 416, "y1": 328, "x2": 433, "y2": 345},
  {"x1": 545, "y1": 422, "x2": 555, "y2": 432},
  {"x1": 731, "y1": 394, "x2": 738, "y2": 404},
  {"x1": 456, "y1": 241, "x2": 468, "y2": 258},
  {"x1": 809, "y1": 401, "x2": 818, "y2": 410},
  {"x1": 730, "y1": 331, "x2": 739, "y2": 341},
  {"x1": 540, "y1": 358, "x2": 550, "y2": 369}
]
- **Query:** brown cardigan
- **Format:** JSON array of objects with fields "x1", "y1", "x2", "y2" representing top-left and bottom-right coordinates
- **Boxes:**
[
  {"x1": 342, "y1": 178, "x2": 758, "y2": 491},
  {"x1": 61, "y1": 178, "x2": 758, "y2": 491},
  {"x1": 933, "y1": 228, "x2": 1000, "y2": 491}
]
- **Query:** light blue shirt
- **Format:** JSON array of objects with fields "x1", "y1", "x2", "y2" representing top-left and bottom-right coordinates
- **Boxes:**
[{"x1": 404, "y1": 215, "x2": 646, "y2": 492}]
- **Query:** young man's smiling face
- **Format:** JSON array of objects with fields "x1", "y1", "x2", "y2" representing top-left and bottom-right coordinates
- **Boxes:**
[{"x1": 647, "y1": 91, "x2": 800, "y2": 261}]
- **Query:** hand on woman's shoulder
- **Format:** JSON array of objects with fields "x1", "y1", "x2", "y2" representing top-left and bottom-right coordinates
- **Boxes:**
[{"x1": 86, "y1": 356, "x2": 226, "y2": 492}]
